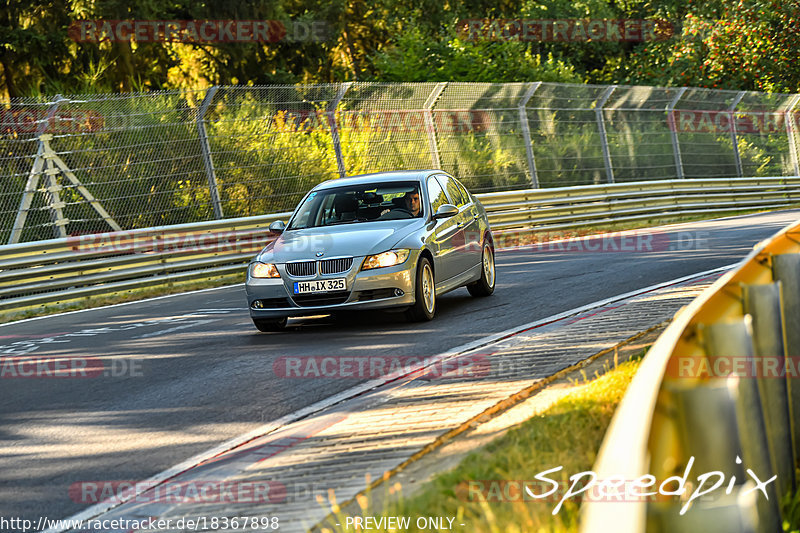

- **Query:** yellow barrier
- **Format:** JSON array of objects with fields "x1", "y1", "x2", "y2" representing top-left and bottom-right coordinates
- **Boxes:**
[{"x1": 582, "y1": 218, "x2": 800, "y2": 533}]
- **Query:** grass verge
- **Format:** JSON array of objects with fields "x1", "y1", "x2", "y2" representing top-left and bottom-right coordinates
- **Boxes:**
[{"x1": 327, "y1": 355, "x2": 644, "y2": 533}]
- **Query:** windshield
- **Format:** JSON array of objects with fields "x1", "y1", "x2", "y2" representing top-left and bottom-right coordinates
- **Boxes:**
[{"x1": 287, "y1": 181, "x2": 423, "y2": 230}]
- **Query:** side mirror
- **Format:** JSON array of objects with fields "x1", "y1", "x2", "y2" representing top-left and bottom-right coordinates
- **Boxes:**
[
  {"x1": 269, "y1": 220, "x2": 286, "y2": 233},
  {"x1": 433, "y1": 204, "x2": 459, "y2": 220}
]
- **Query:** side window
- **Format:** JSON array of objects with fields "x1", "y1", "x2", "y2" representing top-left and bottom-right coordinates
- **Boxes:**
[
  {"x1": 454, "y1": 178, "x2": 472, "y2": 204},
  {"x1": 436, "y1": 175, "x2": 467, "y2": 207},
  {"x1": 427, "y1": 177, "x2": 448, "y2": 214}
]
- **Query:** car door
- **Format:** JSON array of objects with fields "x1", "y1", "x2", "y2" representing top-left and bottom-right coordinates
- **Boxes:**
[
  {"x1": 455, "y1": 177, "x2": 484, "y2": 264},
  {"x1": 425, "y1": 175, "x2": 461, "y2": 283},
  {"x1": 435, "y1": 174, "x2": 482, "y2": 274}
]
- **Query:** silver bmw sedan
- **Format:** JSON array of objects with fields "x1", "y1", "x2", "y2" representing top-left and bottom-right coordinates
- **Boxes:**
[{"x1": 245, "y1": 170, "x2": 495, "y2": 331}]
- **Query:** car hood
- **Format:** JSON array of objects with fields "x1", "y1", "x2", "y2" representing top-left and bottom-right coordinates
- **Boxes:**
[{"x1": 257, "y1": 220, "x2": 424, "y2": 262}]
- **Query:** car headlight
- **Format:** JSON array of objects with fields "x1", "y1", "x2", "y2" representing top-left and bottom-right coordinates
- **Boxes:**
[
  {"x1": 250, "y1": 262, "x2": 281, "y2": 278},
  {"x1": 362, "y1": 249, "x2": 410, "y2": 270}
]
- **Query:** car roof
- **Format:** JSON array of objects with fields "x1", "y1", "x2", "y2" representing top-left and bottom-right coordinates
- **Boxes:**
[{"x1": 311, "y1": 170, "x2": 444, "y2": 190}]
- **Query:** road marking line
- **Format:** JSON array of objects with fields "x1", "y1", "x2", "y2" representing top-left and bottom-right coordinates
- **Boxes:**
[{"x1": 0, "y1": 284, "x2": 245, "y2": 329}]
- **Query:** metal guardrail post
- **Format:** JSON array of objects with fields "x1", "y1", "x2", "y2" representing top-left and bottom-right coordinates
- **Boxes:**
[
  {"x1": 703, "y1": 320, "x2": 782, "y2": 533},
  {"x1": 785, "y1": 94, "x2": 800, "y2": 176},
  {"x1": 671, "y1": 381, "x2": 744, "y2": 476},
  {"x1": 595, "y1": 85, "x2": 616, "y2": 184},
  {"x1": 423, "y1": 82, "x2": 448, "y2": 169},
  {"x1": 667, "y1": 87, "x2": 688, "y2": 179},
  {"x1": 742, "y1": 282, "x2": 795, "y2": 500},
  {"x1": 197, "y1": 86, "x2": 224, "y2": 220},
  {"x1": 772, "y1": 253, "x2": 800, "y2": 470},
  {"x1": 518, "y1": 82, "x2": 541, "y2": 188},
  {"x1": 730, "y1": 91, "x2": 746, "y2": 178},
  {"x1": 9, "y1": 95, "x2": 68, "y2": 243},
  {"x1": 328, "y1": 82, "x2": 352, "y2": 179},
  {"x1": 662, "y1": 382, "x2": 754, "y2": 533}
]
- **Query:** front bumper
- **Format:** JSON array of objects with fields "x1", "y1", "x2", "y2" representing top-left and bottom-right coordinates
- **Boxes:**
[{"x1": 245, "y1": 252, "x2": 419, "y2": 319}]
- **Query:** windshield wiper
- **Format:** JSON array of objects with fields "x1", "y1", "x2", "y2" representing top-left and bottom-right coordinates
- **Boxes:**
[{"x1": 324, "y1": 219, "x2": 364, "y2": 226}]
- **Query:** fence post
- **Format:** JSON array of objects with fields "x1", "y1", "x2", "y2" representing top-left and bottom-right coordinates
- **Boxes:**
[
  {"x1": 595, "y1": 85, "x2": 616, "y2": 184},
  {"x1": 730, "y1": 91, "x2": 746, "y2": 178},
  {"x1": 667, "y1": 87, "x2": 688, "y2": 179},
  {"x1": 785, "y1": 94, "x2": 800, "y2": 177},
  {"x1": 424, "y1": 82, "x2": 448, "y2": 169},
  {"x1": 9, "y1": 95, "x2": 68, "y2": 244},
  {"x1": 197, "y1": 86, "x2": 224, "y2": 219},
  {"x1": 328, "y1": 82, "x2": 352, "y2": 179},
  {"x1": 519, "y1": 82, "x2": 541, "y2": 188}
]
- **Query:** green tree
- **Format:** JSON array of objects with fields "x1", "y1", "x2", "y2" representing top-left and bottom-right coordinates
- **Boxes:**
[{"x1": 623, "y1": 0, "x2": 800, "y2": 92}]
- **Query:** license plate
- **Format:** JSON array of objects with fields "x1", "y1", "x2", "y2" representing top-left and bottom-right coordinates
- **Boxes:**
[{"x1": 293, "y1": 278, "x2": 346, "y2": 294}]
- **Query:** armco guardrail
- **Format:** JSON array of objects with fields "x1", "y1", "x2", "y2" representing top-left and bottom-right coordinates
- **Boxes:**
[
  {"x1": 0, "y1": 212, "x2": 290, "y2": 314},
  {"x1": 480, "y1": 176, "x2": 800, "y2": 233},
  {"x1": 581, "y1": 218, "x2": 800, "y2": 533},
  {"x1": 1, "y1": 176, "x2": 799, "y2": 317}
]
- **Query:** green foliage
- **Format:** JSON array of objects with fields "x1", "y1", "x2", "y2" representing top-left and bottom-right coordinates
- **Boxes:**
[
  {"x1": 1, "y1": 0, "x2": 799, "y2": 96},
  {"x1": 623, "y1": 0, "x2": 800, "y2": 92},
  {"x1": 370, "y1": 27, "x2": 580, "y2": 83}
]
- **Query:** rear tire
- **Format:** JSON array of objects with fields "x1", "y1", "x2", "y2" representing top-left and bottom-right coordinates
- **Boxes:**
[
  {"x1": 405, "y1": 257, "x2": 436, "y2": 322},
  {"x1": 467, "y1": 242, "x2": 495, "y2": 297},
  {"x1": 253, "y1": 317, "x2": 288, "y2": 332}
]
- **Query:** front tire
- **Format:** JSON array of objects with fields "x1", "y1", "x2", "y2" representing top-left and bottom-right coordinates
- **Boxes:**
[
  {"x1": 405, "y1": 257, "x2": 436, "y2": 321},
  {"x1": 467, "y1": 242, "x2": 495, "y2": 297},
  {"x1": 253, "y1": 317, "x2": 288, "y2": 332}
]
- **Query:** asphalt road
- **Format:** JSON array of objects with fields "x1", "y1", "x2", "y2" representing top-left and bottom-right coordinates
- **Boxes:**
[{"x1": 1, "y1": 209, "x2": 798, "y2": 525}]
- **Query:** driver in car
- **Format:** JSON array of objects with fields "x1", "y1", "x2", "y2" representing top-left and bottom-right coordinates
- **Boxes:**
[
  {"x1": 380, "y1": 189, "x2": 421, "y2": 218},
  {"x1": 404, "y1": 190, "x2": 421, "y2": 217}
]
